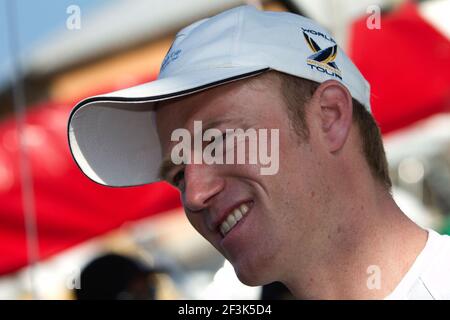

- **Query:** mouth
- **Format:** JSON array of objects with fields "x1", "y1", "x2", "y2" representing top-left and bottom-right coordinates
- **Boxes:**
[{"x1": 218, "y1": 201, "x2": 253, "y2": 238}]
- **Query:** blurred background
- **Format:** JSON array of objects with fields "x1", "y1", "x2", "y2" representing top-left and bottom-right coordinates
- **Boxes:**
[{"x1": 0, "y1": 0, "x2": 448, "y2": 299}]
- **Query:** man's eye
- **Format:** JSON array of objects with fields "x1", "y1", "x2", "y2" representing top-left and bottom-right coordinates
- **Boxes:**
[
  {"x1": 206, "y1": 132, "x2": 225, "y2": 145},
  {"x1": 204, "y1": 133, "x2": 227, "y2": 157},
  {"x1": 211, "y1": 132, "x2": 227, "y2": 147}
]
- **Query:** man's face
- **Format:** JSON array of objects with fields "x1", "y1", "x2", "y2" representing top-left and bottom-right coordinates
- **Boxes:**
[{"x1": 156, "y1": 75, "x2": 330, "y2": 285}]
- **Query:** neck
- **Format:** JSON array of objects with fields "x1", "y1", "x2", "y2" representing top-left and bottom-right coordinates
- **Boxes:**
[{"x1": 281, "y1": 186, "x2": 427, "y2": 299}]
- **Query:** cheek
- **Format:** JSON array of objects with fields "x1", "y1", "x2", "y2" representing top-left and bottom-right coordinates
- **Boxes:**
[{"x1": 261, "y1": 135, "x2": 318, "y2": 216}]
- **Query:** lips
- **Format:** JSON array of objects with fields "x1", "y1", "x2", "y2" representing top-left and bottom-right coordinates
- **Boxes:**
[{"x1": 213, "y1": 201, "x2": 253, "y2": 237}]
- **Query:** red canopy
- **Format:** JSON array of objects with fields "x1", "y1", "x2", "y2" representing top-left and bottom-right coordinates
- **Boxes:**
[
  {"x1": 0, "y1": 99, "x2": 181, "y2": 275},
  {"x1": 349, "y1": 1, "x2": 450, "y2": 133}
]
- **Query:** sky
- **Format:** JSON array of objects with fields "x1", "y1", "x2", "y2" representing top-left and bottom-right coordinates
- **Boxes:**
[{"x1": 0, "y1": 0, "x2": 117, "y2": 89}]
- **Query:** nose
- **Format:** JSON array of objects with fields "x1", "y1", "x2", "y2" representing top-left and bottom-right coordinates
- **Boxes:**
[{"x1": 182, "y1": 163, "x2": 225, "y2": 212}]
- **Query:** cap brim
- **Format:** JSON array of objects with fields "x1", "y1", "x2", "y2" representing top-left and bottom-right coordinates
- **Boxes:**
[{"x1": 68, "y1": 65, "x2": 269, "y2": 187}]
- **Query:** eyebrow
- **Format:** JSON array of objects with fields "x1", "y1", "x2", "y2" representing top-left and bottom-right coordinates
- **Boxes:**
[
  {"x1": 157, "y1": 117, "x2": 250, "y2": 181},
  {"x1": 201, "y1": 117, "x2": 236, "y2": 132}
]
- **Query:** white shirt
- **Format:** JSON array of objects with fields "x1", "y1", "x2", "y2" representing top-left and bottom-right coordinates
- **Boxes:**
[{"x1": 385, "y1": 229, "x2": 450, "y2": 300}]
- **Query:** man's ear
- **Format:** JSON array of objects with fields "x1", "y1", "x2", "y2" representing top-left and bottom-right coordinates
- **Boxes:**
[{"x1": 313, "y1": 80, "x2": 353, "y2": 153}]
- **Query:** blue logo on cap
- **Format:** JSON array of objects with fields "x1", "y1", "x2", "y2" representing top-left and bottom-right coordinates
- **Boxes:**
[
  {"x1": 161, "y1": 49, "x2": 182, "y2": 72},
  {"x1": 302, "y1": 29, "x2": 342, "y2": 80}
]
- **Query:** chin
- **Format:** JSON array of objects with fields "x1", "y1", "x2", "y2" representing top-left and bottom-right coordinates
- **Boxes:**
[
  {"x1": 231, "y1": 257, "x2": 277, "y2": 287},
  {"x1": 234, "y1": 270, "x2": 265, "y2": 287}
]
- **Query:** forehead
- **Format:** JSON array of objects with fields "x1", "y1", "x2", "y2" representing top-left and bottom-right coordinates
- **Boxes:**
[
  {"x1": 155, "y1": 73, "x2": 283, "y2": 137},
  {"x1": 155, "y1": 83, "x2": 238, "y2": 135}
]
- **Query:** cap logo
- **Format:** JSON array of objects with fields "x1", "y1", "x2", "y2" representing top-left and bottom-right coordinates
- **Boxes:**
[
  {"x1": 160, "y1": 33, "x2": 186, "y2": 72},
  {"x1": 302, "y1": 29, "x2": 342, "y2": 80},
  {"x1": 161, "y1": 49, "x2": 182, "y2": 72}
]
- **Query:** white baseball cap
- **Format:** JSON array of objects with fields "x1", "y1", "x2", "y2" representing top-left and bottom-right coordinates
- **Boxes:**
[{"x1": 68, "y1": 5, "x2": 371, "y2": 187}]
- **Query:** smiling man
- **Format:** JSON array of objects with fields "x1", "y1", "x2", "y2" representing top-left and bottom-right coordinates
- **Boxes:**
[{"x1": 68, "y1": 6, "x2": 450, "y2": 299}]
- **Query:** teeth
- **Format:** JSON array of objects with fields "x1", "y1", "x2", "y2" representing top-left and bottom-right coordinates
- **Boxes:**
[
  {"x1": 219, "y1": 203, "x2": 251, "y2": 237},
  {"x1": 233, "y1": 208, "x2": 243, "y2": 221},
  {"x1": 227, "y1": 214, "x2": 237, "y2": 227},
  {"x1": 240, "y1": 203, "x2": 249, "y2": 214},
  {"x1": 220, "y1": 221, "x2": 230, "y2": 235}
]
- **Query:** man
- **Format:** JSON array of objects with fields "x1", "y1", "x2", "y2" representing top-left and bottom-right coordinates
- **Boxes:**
[{"x1": 68, "y1": 5, "x2": 450, "y2": 299}]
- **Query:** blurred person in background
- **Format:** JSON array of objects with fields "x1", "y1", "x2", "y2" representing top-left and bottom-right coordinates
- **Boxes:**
[
  {"x1": 69, "y1": 6, "x2": 450, "y2": 299},
  {"x1": 74, "y1": 253, "x2": 158, "y2": 300}
]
